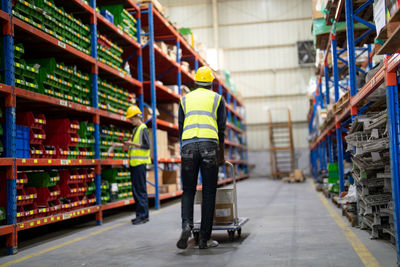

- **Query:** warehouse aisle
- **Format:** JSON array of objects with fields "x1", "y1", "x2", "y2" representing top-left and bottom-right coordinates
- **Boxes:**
[{"x1": 0, "y1": 177, "x2": 397, "y2": 267}]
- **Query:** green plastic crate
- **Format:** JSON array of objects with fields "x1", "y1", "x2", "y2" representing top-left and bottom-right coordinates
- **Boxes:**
[{"x1": 26, "y1": 171, "x2": 60, "y2": 187}]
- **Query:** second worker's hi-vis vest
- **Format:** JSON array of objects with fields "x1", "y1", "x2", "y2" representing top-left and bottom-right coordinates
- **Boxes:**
[
  {"x1": 180, "y1": 88, "x2": 222, "y2": 141},
  {"x1": 129, "y1": 123, "x2": 151, "y2": 167}
]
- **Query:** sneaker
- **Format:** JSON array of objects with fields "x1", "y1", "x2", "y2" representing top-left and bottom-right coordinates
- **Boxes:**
[
  {"x1": 199, "y1": 239, "x2": 219, "y2": 249},
  {"x1": 131, "y1": 217, "x2": 149, "y2": 225},
  {"x1": 176, "y1": 225, "x2": 192, "y2": 249}
]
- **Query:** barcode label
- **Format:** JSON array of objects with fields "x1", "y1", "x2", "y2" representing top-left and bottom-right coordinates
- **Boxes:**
[
  {"x1": 58, "y1": 41, "x2": 66, "y2": 49},
  {"x1": 60, "y1": 100, "x2": 68, "y2": 106}
]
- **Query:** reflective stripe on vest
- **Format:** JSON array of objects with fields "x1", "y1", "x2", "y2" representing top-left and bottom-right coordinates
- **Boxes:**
[
  {"x1": 181, "y1": 88, "x2": 221, "y2": 141},
  {"x1": 129, "y1": 123, "x2": 151, "y2": 167}
]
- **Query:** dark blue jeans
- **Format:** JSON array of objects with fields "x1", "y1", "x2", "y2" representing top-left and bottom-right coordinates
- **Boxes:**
[
  {"x1": 130, "y1": 164, "x2": 149, "y2": 219},
  {"x1": 181, "y1": 141, "x2": 219, "y2": 241}
]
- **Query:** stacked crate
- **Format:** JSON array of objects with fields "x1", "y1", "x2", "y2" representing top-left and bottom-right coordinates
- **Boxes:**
[
  {"x1": 17, "y1": 112, "x2": 57, "y2": 159},
  {"x1": 35, "y1": 58, "x2": 92, "y2": 106},
  {"x1": 98, "y1": 78, "x2": 134, "y2": 115},
  {"x1": 77, "y1": 122, "x2": 96, "y2": 159},
  {"x1": 101, "y1": 180, "x2": 110, "y2": 204},
  {"x1": 58, "y1": 170, "x2": 88, "y2": 211},
  {"x1": 345, "y1": 110, "x2": 393, "y2": 240},
  {"x1": 15, "y1": 172, "x2": 38, "y2": 222},
  {"x1": 99, "y1": 5, "x2": 137, "y2": 40},
  {"x1": 327, "y1": 163, "x2": 340, "y2": 194},
  {"x1": 100, "y1": 126, "x2": 131, "y2": 159},
  {"x1": 45, "y1": 119, "x2": 83, "y2": 159},
  {"x1": 13, "y1": 43, "x2": 40, "y2": 92},
  {"x1": 97, "y1": 34, "x2": 128, "y2": 75},
  {"x1": 102, "y1": 168, "x2": 132, "y2": 202},
  {"x1": 26, "y1": 171, "x2": 62, "y2": 217},
  {"x1": 13, "y1": 0, "x2": 91, "y2": 55}
]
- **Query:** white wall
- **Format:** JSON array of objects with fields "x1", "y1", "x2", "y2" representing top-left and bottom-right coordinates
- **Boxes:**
[{"x1": 160, "y1": 0, "x2": 313, "y2": 160}]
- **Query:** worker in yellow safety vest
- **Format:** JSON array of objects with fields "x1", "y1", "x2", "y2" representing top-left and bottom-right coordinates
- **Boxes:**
[
  {"x1": 176, "y1": 66, "x2": 226, "y2": 250},
  {"x1": 121, "y1": 105, "x2": 151, "y2": 225}
]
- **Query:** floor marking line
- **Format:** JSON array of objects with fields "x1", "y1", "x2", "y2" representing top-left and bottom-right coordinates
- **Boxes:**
[
  {"x1": 1, "y1": 201, "x2": 180, "y2": 267},
  {"x1": 309, "y1": 179, "x2": 380, "y2": 267}
]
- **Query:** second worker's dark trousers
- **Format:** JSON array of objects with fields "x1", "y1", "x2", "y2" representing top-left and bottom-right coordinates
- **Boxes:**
[{"x1": 181, "y1": 141, "x2": 219, "y2": 241}]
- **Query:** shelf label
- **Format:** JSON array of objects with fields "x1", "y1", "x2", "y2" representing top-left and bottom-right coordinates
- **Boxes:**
[
  {"x1": 60, "y1": 160, "x2": 69, "y2": 165},
  {"x1": 123, "y1": 160, "x2": 128, "y2": 165},
  {"x1": 371, "y1": 77, "x2": 375, "y2": 86},
  {"x1": 117, "y1": 28, "x2": 123, "y2": 35},
  {"x1": 60, "y1": 100, "x2": 68, "y2": 107},
  {"x1": 63, "y1": 214, "x2": 71, "y2": 220},
  {"x1": 121, "y1": 116, "x2": 127, "y2": 121},
  {"x1": 57, "y1": 40, "x2": 66, "y2": 49},
  {"x1": 119, "y1": 72, "x2": 124, "y2": 78},
  {"x1": 124, "y1": 200, "x2": 129, "y2": 205}
]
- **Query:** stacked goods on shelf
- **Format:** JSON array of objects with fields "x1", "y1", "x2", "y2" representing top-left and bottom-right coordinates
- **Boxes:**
[
  {"x1": 16, "y1": 112, "x2": 57, "y2": 159},
  {"x1": 26, "y1": 171, "x2": 61, "y2": 217},
  {"x1": 98, "y1": 78, "x2": 134, "y2": 115},
  {"x1": 154, "y1": 41, "x2": 182, "y2": 63},
  {"x1": 97, "y1": 34, "x2": 129, "y2": 76},
  {"x1": 77, "y1": 122, "x2": 95, "y2": 159},
  {"x1": 13, "y1": 43, "x2": 40, "y2": 92},
  {"x1": 34, "y1": 58, "x2": 91, "y2": 106},
  {"x1": 101, "y1": 168, "x2": 132, "y2": 202},
  {"x1": 58, "y1": 169, "x2": 95, "y2": 211},
  {"x1": 45, "y1": 119, "x2": 88, "y2": 159},
  {"x1": 100, "y1": 126, "x2": 131, "y2": 159},
  {"x1": 149, "y1": 129, "x2": 169, "y2": 159},
  {"x1": 345, "y1": 110, "x2": 393, "y2": 240},
  {"x1": 157, "y1": 102, "x2": 178, "y2": 125},
  {"x1": 373, "y1": 0, "x2": 400, "y2": 37},
  {"x1": 159, "y1": 169, "x2": 179, "y2": 194},
  {"x1": 13, "y1": 0, "x2": 91, "y2": 54},
  {"x1": 99, "y1": 4, "x2": 137, "y2": 40}
]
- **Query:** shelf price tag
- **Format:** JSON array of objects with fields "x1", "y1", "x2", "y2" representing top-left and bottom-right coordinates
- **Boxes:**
[
  {"x1": 60, "y1": 160, "x2": 69, "y2": 165},
  {"x1": 123, "y1": 160, "x2": 128, "y2": 165},
  {"x1": 63, "y1": 214, "x2": 71, "y2": 220},
  {"x1": 119, "y1": 72, "x2": 124, "y2": 78},
  {"x1": 124, "y1": 200, "x2": 129, "y2": 205},
  {"x1": 60, "y1": 100, "x2": 68, "y2": 107},
  {"x1": 57, "y1": 40, "x2": 66, "y2": 49},
  {"x1": 117, "y1": 29, "x2": 123, "y2": 35}
]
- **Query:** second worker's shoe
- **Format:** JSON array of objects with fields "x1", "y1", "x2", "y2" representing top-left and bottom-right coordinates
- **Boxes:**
[
  {"x1": 199, "y1": 239, "x2": 219, "y2": 249},
  {"x1": 131, "y1": 217, "x2": 149, "y2": 225},
  {"x1": 176, "y1": 225, "x2": 192, "y2": 249}
]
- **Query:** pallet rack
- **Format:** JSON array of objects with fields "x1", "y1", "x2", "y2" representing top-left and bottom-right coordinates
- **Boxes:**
[
  {"x1": 0, "y1": 1, "x2": 248, "y2": 255},
  {"x1": 309, "y1": 0, "x2": 400, "y2": 262}
]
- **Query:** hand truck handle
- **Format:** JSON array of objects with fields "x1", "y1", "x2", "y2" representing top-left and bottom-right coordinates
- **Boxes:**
[{"x1": 224, "y1": 161, "x2": 239, "y2": 225}]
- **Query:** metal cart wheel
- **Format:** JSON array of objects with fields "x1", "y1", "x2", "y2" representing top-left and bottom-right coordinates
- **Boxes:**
[
  {"x1": 193, "y1": 231, "x2": 200, "y2": 244},
  {"x1": 228, "y1": 230, "x2": 235, "y2": 241},
  {"x1": 237, "y1": 228, "x2": 242, "y2": 238}
]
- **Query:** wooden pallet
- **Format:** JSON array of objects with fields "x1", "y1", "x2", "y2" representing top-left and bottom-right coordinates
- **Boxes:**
[
  {"x1": 332, "y1": 196, "x2": 341, "y2": 208},
  {"x1": 333, "y1": 91, "x2": 349, "y2": 114},
  {"x1": 342, "y1": 207, "x2": 357, "y2": 227},
  {"x1": 376, "y1": 7, "x2": 400, "y2": 55}
]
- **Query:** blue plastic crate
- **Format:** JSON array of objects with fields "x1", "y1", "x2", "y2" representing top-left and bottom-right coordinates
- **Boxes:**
[
  {"x1": 100, "y1": 10, "x2": 114, "y2": 24},
  {"x1": 2, "y1": 124, "x2": 30, "y2": 158}
]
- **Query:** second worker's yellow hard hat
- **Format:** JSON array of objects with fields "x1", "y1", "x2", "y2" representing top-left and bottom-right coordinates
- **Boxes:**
[
  {"x1": 194, "y1": 66, "x2": 215, "y2": 83},
  {"x1": 126, "y1": 105, "x2": 142, "y2": 119}
]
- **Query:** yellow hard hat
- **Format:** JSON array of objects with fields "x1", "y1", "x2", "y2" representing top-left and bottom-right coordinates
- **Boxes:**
[
  {"x1": 126, "y1": 105, "x2": 142, "y2": 119},
  {"x1": 194, "y1": 66, "x2": 214, "y2": 83}
]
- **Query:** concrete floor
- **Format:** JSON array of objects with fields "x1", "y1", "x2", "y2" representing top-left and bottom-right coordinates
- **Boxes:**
[{"x1": 0, "y1": 177, "x2": 397, "y2": 267}]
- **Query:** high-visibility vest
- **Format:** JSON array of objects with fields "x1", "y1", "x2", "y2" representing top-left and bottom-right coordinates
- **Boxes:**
[
  {"x1": 129, "y1": 123, "x2": 151, "y2": 167},
  {"x1": 180, "y1": 88, "x2": 222, "y2": 141}
]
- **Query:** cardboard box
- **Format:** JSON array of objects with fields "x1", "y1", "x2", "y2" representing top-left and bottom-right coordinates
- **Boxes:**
[
  {"x1": 149, "y1": 129, "x2": 169, "y2": 159},
  {"x1": 312, "y1": 0, "x2": 324, "y2": 19},
  {"x1": 147, "y1": 169, "x2": 162, "y2": 185},
  {"x1": 158, "y1": 103, "x2": 179, "y2": 125},
  {"x1": 147, "y1": 184, "x2": 155, "y2": 194},
  {"x1": 139, "y1": 0, "x2": 165, "y2": 14},
  {"x1": 168, "y1": 138, "x2": 180, "y2": 157},
  {"x1": 155, "y1": 41, "x2": 169, "y2": 55},
  {"x1": 159, "y1": 183, "x2": 178, "y2": 194},
  {"x1": 214, "y1": 203, "x2": 234, "y2": 224},
  {"x1": 162, "y1": 170, "x2": 179, "y2": 184},
  {"x1": 143, "y1": 106, "x2": 159, "y2": 121}
]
